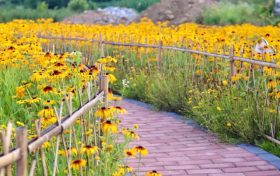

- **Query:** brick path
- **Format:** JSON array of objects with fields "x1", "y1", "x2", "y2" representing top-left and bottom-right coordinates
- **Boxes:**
[{"x1": 120, "y1": 100, "x2": 280, "y2": 176}]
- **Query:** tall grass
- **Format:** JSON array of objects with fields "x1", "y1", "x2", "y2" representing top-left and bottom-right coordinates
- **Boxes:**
[
  {"x1": 105, "y1": 45, "x2": 280, "y2": 155},
  {"x1": 0, "y1": 6, "x2": 74, "y2": 22}
]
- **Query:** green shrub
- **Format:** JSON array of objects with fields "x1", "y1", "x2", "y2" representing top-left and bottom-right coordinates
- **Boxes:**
[
  {"x1": 203, "y1": 1, "x2": 255, "y2": 25},
  {"x1": 68, "y1": 0, "x2": 89, "y2": 12},
  {"x1": 0, "y1": 7, "x2": 74, "y2": 22}
]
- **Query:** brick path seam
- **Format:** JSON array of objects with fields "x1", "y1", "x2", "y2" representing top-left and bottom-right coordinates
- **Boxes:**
[{"x1": 120, "y1": 99, "x2": 280, "y2": 176}]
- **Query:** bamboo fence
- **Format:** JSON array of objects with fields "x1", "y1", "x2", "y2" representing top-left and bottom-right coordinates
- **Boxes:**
[
  {"x1": 0, "y1": 65, "x2": 109, "y2": 176},
  {"x1": 37, "y1": 34, "x2": 280, "y2": 146},
  {"x1": 1, "y1": 34, "x2": 279, "y2": 175}
]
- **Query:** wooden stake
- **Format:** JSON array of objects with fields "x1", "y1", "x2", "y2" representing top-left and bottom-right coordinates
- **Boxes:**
[
  {"x1": 229, "y1": 46, "x2": 237, "y2": 77},
  {"x1": 16, "y1": 127, "x2": 27, "y2": 176},
  {"x1": 101, "y1": 75, "x2": 109, "y2": 107},
  {"x1": 157, "y1": 41, "x2": 163, "y2": 69},
  {"x1": 99, "y1": 34, "x2": 105, "y2": 58}
]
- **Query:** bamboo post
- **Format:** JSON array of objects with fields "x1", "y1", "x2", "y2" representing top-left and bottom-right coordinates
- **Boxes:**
[
  {"x1": 16, "y1": 127, "x2": 27, "y2": 176},
  {"x1": 101, "y1": 75, "x2": 109, "y2": 107},
  {"x1": 229, "y1": 46, "x2": 237, "y2": 77},
  {"x1": 99, "y1": 34, "x2": 105, "y2": 58},
  {"x1": 157, "y1": 41, "x2": 163, "y2": 69},
  {"x1": 0, "y1": 122, "x2": 12, "y2": 176}
]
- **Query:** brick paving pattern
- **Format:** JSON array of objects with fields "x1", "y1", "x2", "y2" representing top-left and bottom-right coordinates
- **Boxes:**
[{"x1": 120, "y1": 100, "x2": 280, "y2": 176}]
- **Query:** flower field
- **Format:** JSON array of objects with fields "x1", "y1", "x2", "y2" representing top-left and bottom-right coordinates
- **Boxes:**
[
  {"x1": 1, "y1": 18, "x2": 280, "y2": 175},
  {"x1": 0, "y1": 19, "x2": 150, "y2": 175}
]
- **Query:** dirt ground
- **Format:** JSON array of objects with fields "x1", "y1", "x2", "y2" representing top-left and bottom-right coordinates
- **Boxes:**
[
  {"x1": 137, "y1": 0, "x2": 218, "y2": 25},
  {"x1": 63, "y1": 0, "x2": 218, "y2": 25}
]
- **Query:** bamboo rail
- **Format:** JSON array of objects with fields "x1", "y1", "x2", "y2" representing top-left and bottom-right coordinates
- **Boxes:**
[
  {"x1": 30, "y1": 91, "x2": 103, "y2": 152},
  {"x1": 38, "y1": 34, "x2": 280, "y2": 147},
  {"x1": 0, "y1": 91, "x2": 104, "y2": 170},
  {"x1": 37, "y1": 35, "x2": 280, "y2": 69}
]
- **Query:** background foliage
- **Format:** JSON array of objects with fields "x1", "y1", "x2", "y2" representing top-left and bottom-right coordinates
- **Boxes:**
[{"x1": 202, "y1": 0, "x2": 280, "y2": 25}]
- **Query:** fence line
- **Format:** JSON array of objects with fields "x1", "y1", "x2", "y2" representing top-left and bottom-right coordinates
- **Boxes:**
[
  {"x1": 38, "y1": 35, "x2": 280, "y2": 69},
  {"x1": 38, "y1": 34, "x2": 280, "y2": 147},
  {"x1": 28, "y1": 91, "x2": 104, "y2": 152},
  {"x1": 0, "y1": 65, "x2": 109, "y2": 175}
]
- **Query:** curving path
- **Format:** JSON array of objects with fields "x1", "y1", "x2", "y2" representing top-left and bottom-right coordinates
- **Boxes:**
[{"x1": 120, "y1": 99, "x2": 280, "y2": 176}]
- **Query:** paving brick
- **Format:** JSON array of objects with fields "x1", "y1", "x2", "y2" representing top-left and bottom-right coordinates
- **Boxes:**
[
  {"x1": 200, "y1": 163, "x2": 234, "y2": 169},
  {"x1": 235, "y1": 161, "x2": 268, "y2": 167},
  {"x1": 209, "y1": 173, "x2": 245, "y2": 176},
  {"x1": 187, "y1": 169, "x2": 223, "y2": 174},
  {"x1": 164, "y1": 165, "x2": 199, "y2": 170},
  {"x1": 245, "y1": 170, "x2": 280, "y2": 176},
  {"x1": 120, "y1": 100, "x2": 280, "y2": 176},
  {"x1": 223, "y1": 167, "x2": 259, "y2": 173}
]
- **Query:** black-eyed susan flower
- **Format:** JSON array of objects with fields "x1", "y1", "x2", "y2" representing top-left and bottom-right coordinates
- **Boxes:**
[
  {"x1": 101, "y1": 120, "x2": 118, "y2": 134},
  {"x1": 112, "y1": 106, "x2": 128, "y2": 114},
  {"x1": 80, "y1": 145, "x2": 98, "y2": 156},
  {"x1": 42, "y1": 141, "x2": 51, "y2": 149},
  {"x1": 41, "y1": 116, "x2": 57, "y2": 127},
  {"x1": 70, "y1": 159, "x2": 86, "y2": 170},
  {"x1": 108, "y1": 88, "x2": 114, "y2": 100},
  {"x1": 222, "y1": 80, "x2": 228, "y2": 86},
  {"x1": 124, "y1": 149, "x2": 136, "y2": 158},
  {"x1": 112, "y1": 96, "x2": 122, "y2": 101},
  {"x1": 43, "y1": 100, "x2": 55, "y2": 106},
  {"x1": 133, "y1": 146, "x2": 148, "y2": 156},
  {"x1": 268, "y1": 79, "x2": 277, "y2": 88},
  {"x1": 146, "y1": 171, "x2": 162, "y2": 176},
  {"x1": 95, "y1": 107, "x2": 114, "y2": 119},
  {"x1": 58, "y1": 148, "x2": 77, "y2": 156},
  {"x1": 113, "y1": 165, "x2": 133, "y2": 176},
  {"x1": 106, "y1": 73, "x2": 117, "y2": 83},
  {"x1": 104, "y1": 66, "x2": 116, "y2": 72},
  {"x1": 276, "y1": 91, "x2": 280, "y2": 99},
  {"x1": 122, "y1": 128, "x2": 140, "y2": 140},
  {"x1": 38, "y1": 106, "x2": 54, "y2": 117},
  {"x1": 41, "y1": 85, "x2": 56, "y2": 94}
]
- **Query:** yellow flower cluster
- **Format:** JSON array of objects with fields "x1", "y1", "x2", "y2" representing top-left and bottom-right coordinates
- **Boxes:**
[{"x1": 2, "y1": 18, "x2": 279, "y2": 62}]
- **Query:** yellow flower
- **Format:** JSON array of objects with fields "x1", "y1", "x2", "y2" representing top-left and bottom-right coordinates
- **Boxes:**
[
  {"x1": 41, "y1": 85, "x2": 56, "y2": 94},
  {"x1": 58, "y1": 148, "x2": 77, "y2": 156},
  {"x1": 95, "y1": 107, "x2": 114, "y2": 119},
  {"x1": 133, "y1": 146, "x2": 148, "y2": 156},
  {"x1": 41, "y1": 116, "x2": 57, "y2": 127},
  {"x1": 222, "y1": 80, "x2": 228, "y2": 86},
  {"x1": 38, "y1": 106, "x2": 54, "y2": 118},
  {"x1": 112, "y1": 96, "x2": 122, "y2": 101},
  {"x1": 17, "y1": 96, "x2": 41, "y2": 104},
  {"x1": 80, "y1": 145, "x2": 98, "y2": 156},
  {"x1": 195, "y1": 70, "x2": 202, "y2": 75},
  {"x1": 43, "y1": 100, "x2": 56, "y2": 106},
  {"x1": 231, "y1": 75, "x2": 241, "y2": 82},
  {"x1": 42, "y1": 141, "x2": 51, "y2": 149},
  {"x1": 268, "y1": 79, "x2": 277, "y2": 89},
  {"x1": 16, "y1": 121, "x2": 25, "y2": 127},
  {"x1": 146, "y1": 171, "x2": 162, "y2": 176},
  {"x1": 14, "y1": 86, "x2": 25, "y2": 98},
  {"x1": 124, "y1": 149, "x2": 136, "y2": 158},
  {"x1": 112, "y1": 106, "x2": 128, "y2": 114},
  {"x1": 103, "y1": 143, "x2": 114, "y2": 152},
  {"x1": 70, "y1": 159, "x2": 86, "y2": 170},
  {"x1": 226, "y1": 122, "x2": 232, "y2": 128},
  {"x1": 107, "y1": 73, "x2": 117, "y2": 83},
  {"x1": 133, "y1": 124, "x2": 139, "y2": 129},
  {"x1": 122, "y1": 128, "x2": 140, "y2": 140},
  {"x1": 102, "y1": 120, "x2": 118, "y2": 134},
  {"x1": 216, "y1": 107, "x2": 222, "y2": 111}
]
